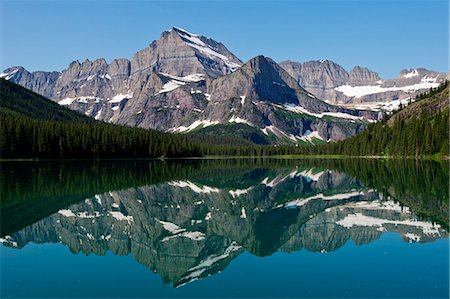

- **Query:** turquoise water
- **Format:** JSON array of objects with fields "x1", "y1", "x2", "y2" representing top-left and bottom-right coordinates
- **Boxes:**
[{"x1": 1, "y1": 159, "x2": 448, "y2": 298}]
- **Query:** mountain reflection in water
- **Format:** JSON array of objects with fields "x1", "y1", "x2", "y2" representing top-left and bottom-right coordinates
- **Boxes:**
[{"x1": 1, "y1": 159, "x2": 448, "y2": 288}]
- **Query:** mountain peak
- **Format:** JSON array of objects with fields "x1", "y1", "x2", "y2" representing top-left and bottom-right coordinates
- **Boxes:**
[
  {"x1": 243, "y1": 55, "x2": 272, "y2": 67},
  {"x1": 0, "y1": 66, "x2": 26, "y2": 80},
  {"x1": 172, "y1": 26, "x2": 198, "y2": 37},
  {"x1": 163, "y1": 26, "x2": 242, "y2": 76},
  {"x1": 208, "y1": 55, "x2": 305, "y2": 107},
  {"x1": 348, "y1": 66, "x2": 381, "y2": 85}
]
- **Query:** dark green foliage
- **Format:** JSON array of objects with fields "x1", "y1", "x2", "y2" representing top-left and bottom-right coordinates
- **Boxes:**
[
  {"x1": 190, "y1": 123, "x2": 271, "y2": 145},
  {"x1": 318, "y1": 81, "x2": 449, "y2": 158},
  {"x1": 0, "y1": 160, "x2": 207, "y2": 235},
  {"x1": 0, "y1": 78, "x2": 92, "y2": 123},
  {"x1": 0, "y1": 113, "x2": 203, "y2": 158},
  {"x1": 0, "y1": 78, "x2": 447, "y2": 159},
  {"x1": 194, "y1": 81, "x2": 449, "y2": 157},
  {"x1": 2, "y1": 158, "x2": 448, "y2": 236},
  {"x1": 0, "y1": 79, "x2": 202, "y2": 158}
]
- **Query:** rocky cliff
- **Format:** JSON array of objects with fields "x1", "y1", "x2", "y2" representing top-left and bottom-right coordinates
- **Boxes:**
[
  {"x1": 280, "y1": 61, "x2": 446, "y2": 105},
  {"x1": 1, "y1": 28, "x2": 379, "y2": 143}
]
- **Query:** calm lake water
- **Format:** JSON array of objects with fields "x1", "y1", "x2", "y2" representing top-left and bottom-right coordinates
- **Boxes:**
[{"x1": 1, "y1": 159, "x2": 448, "y2": 298}]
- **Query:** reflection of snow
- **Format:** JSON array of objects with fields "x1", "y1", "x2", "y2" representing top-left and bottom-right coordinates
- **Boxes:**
[
  {"x1": 155, "y1": 218, "x2": 185, "y2": 234},
  {"x1": 177, "y1": 241, "x2": 242, "y2": 287},
  {"x1": 229, "y1": 187, "x2": 252, "y2": 198},
  {"x1": 337, "y1": 213, "x2": 441, "y2": 236},
  {"x1": 108, "y1": 211, "x2": 134, "y2": 222},
  {"x1": 162, "y1": 231, "x2": 205, "y2": 242},
  {"x1": 156, "y1": 218, "x2": 206, "y2": 242},
  {"x1": 168, "y1": 180, "x2": 220, "y2": 194},
  {"x1": 285, "y1": 190, "x2": 369, "y2": 208}
]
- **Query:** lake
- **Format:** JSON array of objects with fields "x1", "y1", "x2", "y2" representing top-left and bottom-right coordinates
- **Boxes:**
[{"x1": 1, "y1": 159, "x2": 448, "y2": 298}]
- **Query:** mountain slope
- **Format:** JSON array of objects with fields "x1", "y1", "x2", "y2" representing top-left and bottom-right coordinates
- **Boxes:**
[
  {"x1": 0, "y1": 79, "x2": 202, "y2": 158},
  {"x1": 321, "y1": 81, "x2": 449, "y2": 157},
  {"x1": 280, "y1": 60, "x2": 446, "y2": 106},
  {"x1": 0, "y1": 28, "x2": 379, "y2": 144},
  {"x1": 0, "y1": 78, "x2": 92, "y2": 123},
  {"x1": 183, "y1": 56, "x2": 377, "y2": 143},
  {"x1": 0, "y1": 27, "x2": 242, "y2": 124}
]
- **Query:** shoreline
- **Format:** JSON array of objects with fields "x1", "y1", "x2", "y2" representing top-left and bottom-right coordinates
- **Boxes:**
[{"x1": 1, "y1": 154, "x2": 448, "y2": 162}]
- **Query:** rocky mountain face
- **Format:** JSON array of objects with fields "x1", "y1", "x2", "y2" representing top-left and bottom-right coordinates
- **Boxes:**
[
  {"x1": 3, "y1": 27, "x2": 445, "y2": 143},
  {"x1": 165, "y1": 55, "x2": 377, "y2": 142},
  {"x1": 2, "y1": 167, "x2": 445, "y2": 287},
  {"x1": 279, "y1": 60, "x2": 446, "y2": 106},
  {"x1": 1, "y1": 27, "x2": 381, "y2": 143}
]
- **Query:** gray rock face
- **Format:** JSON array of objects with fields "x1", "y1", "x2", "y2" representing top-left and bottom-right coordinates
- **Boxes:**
[
  {"x1": 1, "y1": 66, "x2": 60, "y2": 98},
  {"x1": 1, "y1": 27, "x2": 242, "y2": 127},
  {"x1": 7, "y1": 27, "x2": 443, "y2": 143},
  {"x1": 279, "y1": 60, "x2": 350, "y2": 104},
  {"x1": 280, "y1": 60, "x2": 446, "y2": 104},
  {"x1": 196, "y1": 56, "x2": 377, "y2": 141},
  {"x1": 348, "y1": 66, "x2": 381, "y2": 86}
]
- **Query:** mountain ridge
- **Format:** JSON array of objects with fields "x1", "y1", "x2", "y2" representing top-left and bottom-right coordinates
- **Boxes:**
[
  {"x1": 2, "y1": 26, "x2": 443, "y2": 144},
  {"x1": 279, "y1": 60, "x2": 446, "y2": 105}
]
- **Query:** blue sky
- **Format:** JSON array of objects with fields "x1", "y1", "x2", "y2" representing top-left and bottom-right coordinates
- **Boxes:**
[{"x1": 0, "y1": 0, "x2": 448, "y2": 78}]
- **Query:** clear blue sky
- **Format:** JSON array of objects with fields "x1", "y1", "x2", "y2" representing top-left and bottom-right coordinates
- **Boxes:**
[{"x1": 0, "y1": 0, "x2": 448, "y2": 78}]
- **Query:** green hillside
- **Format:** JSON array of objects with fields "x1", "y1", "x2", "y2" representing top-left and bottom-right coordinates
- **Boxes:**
[
  {"x1": 0, "y1": 78, "x2": 93, "y2": 123},
  {"x1": 0, "y1": 79, "x2": 202, "y2": 158},
  {"x1": 319, "y1": 81, "x2": 449, "y2": 158},
  {"x1": 0, "y1": 78, "x2": 447, "y2": 159}
]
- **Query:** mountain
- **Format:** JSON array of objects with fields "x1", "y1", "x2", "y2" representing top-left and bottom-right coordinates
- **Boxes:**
[
  {"x1": 156, "y1": 55, "x2": 377, "y2": 143},
  {"x1": 280, "y1": 60, "x2": 446, "y2": 107},
  {"x1": 0, "y1": 79, "x2": 202, "y2": 159},
  {"x1": 0, "y1": 78, "x2": 92, "y2": 123},
  {"x1": 0, "y1": 27, "x2": 242, "y2": 126},
  {"x1": 1, "y1": 27, "x2": 378, "y2": 143},
  {"x1": 318, "y1": 81, "x2": 449, "y2": 157}
]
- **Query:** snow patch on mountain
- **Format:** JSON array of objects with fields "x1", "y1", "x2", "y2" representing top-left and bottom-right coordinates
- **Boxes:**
[
  {"x1": 261, "y1": 125, "x2": 326, "y2": 144},
  {"x1": 157, "y1": 80, "x2": 186, "y2": 94},
  {"x1": 404, "y1": 233, "x2": 421, "y2": 242},
  {"x1": 297, "y1": 169, "x2": 326, "y2": 181},
  {"x1": 0, "y1": 68, "x2": 19, "y2": 80},
  {"x1": 298, "y1": 130, "x2": 324, "y2": 143},
  {"x1": 159, "y1": 72, "x2": 205, "y2": 82},
  {"x1": 285, "y1": 190, "x2": 369, "y2": 208},
  {"x1": 168, "y1": 119, "x2": 220, "y2": 133},
  {"x1": 229, "y1": 116, "x2": 252, "y2": 126},
  {"x1": 240, "y1": 207, "x2": 247, "y2": 219},
  {"x1": 109, "y1": 93, "x2": 133, "y2": 103},
  {"x1": 173, "y1": 27, "x2": 241, "y2": 71},
  {"x1": 162, "y1": 231, "x2": 206, "y2": 242},
  {"x1": 282, "y1": 103, "x2": 366, "y2": 121},
  {"x1": 403, "y1": 69, "x2": 419, "y2": 78},
  {"x1": 337, "y1": 200, "x2": 410, "y2": 213},
  {"x1": 58, "y1": 209, "x2": 76, "y2": 217},
  {"x1": 58, "y1": 96, "x2": 103, "y2": 106},
  {"x1": 335, "y1": 77, "x2": 440, "y2": 98},
  {"x1": 344, "y1": 98, "x2": 413, "y2": 112}
]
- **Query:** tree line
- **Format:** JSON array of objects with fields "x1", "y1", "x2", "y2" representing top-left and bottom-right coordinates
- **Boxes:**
[{"x1": 0, "y1": 79, "x2": 447, "y2": 159}]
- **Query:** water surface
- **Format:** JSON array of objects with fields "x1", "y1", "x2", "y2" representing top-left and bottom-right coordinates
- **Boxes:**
[{"x1": 1, "y1": 159, "x2": 448, "y2": 298}]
